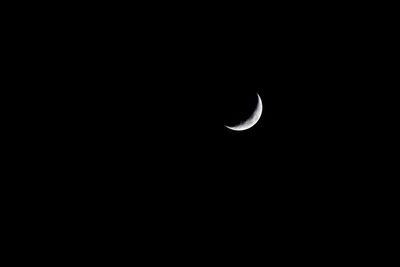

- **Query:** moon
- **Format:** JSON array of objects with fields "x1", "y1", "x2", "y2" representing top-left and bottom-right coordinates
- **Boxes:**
[{"x1": 225, "y1": 93, "x2": 263, "y2": 131}]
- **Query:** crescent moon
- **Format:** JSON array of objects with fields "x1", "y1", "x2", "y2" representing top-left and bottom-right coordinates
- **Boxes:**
[{"x1": 225, "y1": 93, "x2": 263, "y2": 131}]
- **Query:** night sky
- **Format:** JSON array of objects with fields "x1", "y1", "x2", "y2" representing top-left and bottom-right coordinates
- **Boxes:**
[
  {"x1": 62, "y1": 9, "x2": 365, "y2": 206},
  {"x1": 14, "y1": 2, "x2": 394, "y2": 257},
  {"x1": 24, "y1": 1, "x2": 389, "y2": 236}
]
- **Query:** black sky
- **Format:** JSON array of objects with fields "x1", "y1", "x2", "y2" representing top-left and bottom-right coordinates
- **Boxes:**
[
  {"x1": 35, "y1": 2, "x2": 391, "y2": 222},
  {"x1": 3, "y1": 1, "x2": 396, "y2": 260}
]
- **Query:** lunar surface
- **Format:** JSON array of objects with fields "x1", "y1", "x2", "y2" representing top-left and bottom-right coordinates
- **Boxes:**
[{"x1": 225, "y1": 93, "x2": 263, "y2": 131}]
